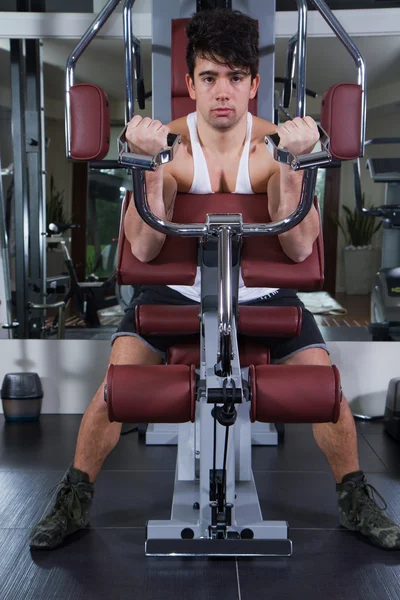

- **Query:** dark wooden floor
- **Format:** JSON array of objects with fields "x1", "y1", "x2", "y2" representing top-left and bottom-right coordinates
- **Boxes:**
[
  {"x1": 315, "y1": 294, "x2": 372, "y2": 328},
  {"x1": 0, "y1": 415, "x2": 400, "y2": 599}
]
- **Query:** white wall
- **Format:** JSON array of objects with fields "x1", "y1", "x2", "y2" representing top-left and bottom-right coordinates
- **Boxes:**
[
  {"x1": 0, "y1": 340, "x2": 109, "y2": 414},
  {"x1": 0, "y1": 339, "x2": 398, "y2": 417},
  {"x1": 335, "y1": 108, "x2": 400, "y2": 293}
]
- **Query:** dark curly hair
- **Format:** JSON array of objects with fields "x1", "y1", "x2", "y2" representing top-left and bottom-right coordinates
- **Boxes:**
[{"x1": 186, "y1": 9, "x2": 259, "y2": 82}]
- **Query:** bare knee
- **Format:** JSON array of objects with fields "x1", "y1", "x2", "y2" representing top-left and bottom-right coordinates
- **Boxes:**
[
  {"x1": 90, "y1": 379, "x2": 108, "y2": 413},
  {"x1": 87, "y1": 335, "x2": 162, "y2": 415},
  {"x1": 110, "y1": 335, "x2": 163, "y2": 366}
]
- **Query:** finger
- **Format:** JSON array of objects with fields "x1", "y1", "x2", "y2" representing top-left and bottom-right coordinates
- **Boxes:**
[
  {"x1": 149, "y1": 119, "x2": 163, "y2": 131},
  {"x1": 129, "y1": 114, "x2": 142, "y2": 128},
  {"x1": 280, "y1": 122, "x2": 296, "y2": 135},
  {"x1": 290, "y1": 117, "x2": 303, "y2": 130},
  {"x1": 160, "y1": 125, "x2": 170, "y2": 137},
  {"x1": 303, "y1": 116, "x2": 317, "y2": 130},
  {"x1": 141, "y1": 117, "x2": 153, "y2": 128}
]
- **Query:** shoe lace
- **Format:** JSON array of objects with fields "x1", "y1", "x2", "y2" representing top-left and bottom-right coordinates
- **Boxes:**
[
  {"x1": 352, "y1": 481, "x2": 389, "y2": 527},
  {"x1": 47, "y1": 480, "x2": 83, "y2": 521}
]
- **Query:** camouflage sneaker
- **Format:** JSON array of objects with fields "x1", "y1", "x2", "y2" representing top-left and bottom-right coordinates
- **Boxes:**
[
  {"x1": 337, "y1": 471, "x2": 400, "y2": 550},
  {"x1": 29, "y1": 466, "x2": 94, "y2": 550}
]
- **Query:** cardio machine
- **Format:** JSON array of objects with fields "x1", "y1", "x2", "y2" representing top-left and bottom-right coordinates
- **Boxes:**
[
  {"x1": 354, "y1": 139, "x2": 400, "y2": 341},
  {"x1": 65, "y1": 0, "x2": 366, "y2": 557}
]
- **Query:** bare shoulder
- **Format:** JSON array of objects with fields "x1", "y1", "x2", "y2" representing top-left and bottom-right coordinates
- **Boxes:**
[
  {"x1": 251, "y1": 115, "x2": 278, "y2": 144},
  {"x1": 166, "y1": 116, "x2": 189, "y2": 138},
  {"x1": 162, "y1": 116, "x2": 193, "y2": 186},
  {"x1": 250, "y1": 116, "x2": 279, "y2": 183}
]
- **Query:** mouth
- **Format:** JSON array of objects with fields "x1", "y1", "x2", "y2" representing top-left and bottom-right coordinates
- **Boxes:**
[{"x1": 212, "y1": 108, "x2": 233, "y2": 116}]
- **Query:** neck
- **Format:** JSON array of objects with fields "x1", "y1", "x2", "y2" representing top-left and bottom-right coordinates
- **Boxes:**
[{"x1": 195, "y1": 110, "x2": 248, "y2": 155}]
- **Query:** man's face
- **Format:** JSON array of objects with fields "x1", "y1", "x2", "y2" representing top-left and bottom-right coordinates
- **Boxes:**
[{"x1": 186, "y1": 56, "x2": 260, "y2": 131}]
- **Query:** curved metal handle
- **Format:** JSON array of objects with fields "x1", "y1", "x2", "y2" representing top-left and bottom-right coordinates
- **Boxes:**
[
  {"x1": 118, "y1": 129, "x2": 182, "y2": 170},
  {"x1": 65, "y1": 0, "x2": 122, "y2": 158},
  {"x1": 130, "y1": 166, "x2": 317, "y2": 239},
  {"x1": 309, "y1": 0, "x2": 367, "y2": 157},
  {"x1": 265, "y1": 125, "x2": 332, "y2": 170}
]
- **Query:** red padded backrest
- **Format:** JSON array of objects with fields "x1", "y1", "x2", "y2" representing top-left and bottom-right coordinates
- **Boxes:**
[
  {"x1": 171, "y1": 19, "x2": 258, "y2": 120},
  {"x1": 320, "y1": 83, "x2": 362, "y2": 161},
  {"x1": 117, "y1": 192, "x2": 324, "y2": 291},
  {"x1": 69, "y1": 83, "x2": 110, "y2": 161}
]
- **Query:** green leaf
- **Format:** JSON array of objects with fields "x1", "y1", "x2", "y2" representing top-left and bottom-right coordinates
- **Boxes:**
[{"x1": 330, "y1": 196, "x2": 382, "y2": 247}]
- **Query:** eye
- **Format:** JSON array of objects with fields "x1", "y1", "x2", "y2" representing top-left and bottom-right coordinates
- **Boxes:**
[
  {"x1": 232, "y1": 76, "x2": 243, "y2": 82},
  {"x1": 203, "y1": 77, "x2": 214, "y2": 83}
]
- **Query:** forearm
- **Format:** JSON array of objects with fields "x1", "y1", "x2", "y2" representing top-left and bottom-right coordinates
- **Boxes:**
[
  {"x1": 269, "y1": 165, "x2": 320, "y2": 263},
  {"x1": 124, "y1": 168, "x2": 168, "y2": 263}
]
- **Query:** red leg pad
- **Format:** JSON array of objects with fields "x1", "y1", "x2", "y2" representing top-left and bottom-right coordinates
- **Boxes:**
[
  {"x1": 106, "y1": 364, "x2": 196, "y2": 423},
  {"x1": 250, "y1": 364, "x2": 341, "y2": 423}
]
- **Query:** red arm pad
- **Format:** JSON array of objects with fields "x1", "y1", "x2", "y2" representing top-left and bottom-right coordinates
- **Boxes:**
[
  {"x1": 70, "y1": 84, "x2": 110, "y2": 161},
  {"x1": 320, "y1": 83, "x2": 362, "y2": 160}
]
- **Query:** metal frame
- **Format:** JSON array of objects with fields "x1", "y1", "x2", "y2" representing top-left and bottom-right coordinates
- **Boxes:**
[
  {"x1": 10, "y1": 38, "x2": 29, "y2": 338},
  {"x1": 65, "y1": 0, "x2": 122, "y2": 158},
  {"x1": 25, "y1": 38, "x2": 47, "y2": 336},
  {"x1": 310, "y1": 0, "x2": 367, "y2": 157},
  {"x1": 5, "y1": 0, "x2": 49, "y2": 339},
  {"x1": 0, "y1": 155, "x2": 13, "y2": 338},
  {"x1": 66, "y1": 0, "x2": 367, "y2": 556}
]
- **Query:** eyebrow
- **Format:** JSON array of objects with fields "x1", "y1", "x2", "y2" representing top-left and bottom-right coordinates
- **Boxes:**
[{"x1": 198, "y1": 70, "x2": 249, "y2": 77}]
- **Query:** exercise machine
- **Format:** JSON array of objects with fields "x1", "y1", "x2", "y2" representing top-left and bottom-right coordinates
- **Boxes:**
[
  {"x1": 354, "y1": 139, "x2": 400, "y2": 341},
  {"x1": 48, "y1": 222, "x2": 118, "y2": 329},
  {"x1": 66, "y1": 0, "x2": 366, "y2": 557}
]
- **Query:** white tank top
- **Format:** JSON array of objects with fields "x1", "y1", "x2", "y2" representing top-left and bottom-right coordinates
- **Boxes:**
[{"x1": 168, "y1": 111, "x2": 279, "y2": 303}]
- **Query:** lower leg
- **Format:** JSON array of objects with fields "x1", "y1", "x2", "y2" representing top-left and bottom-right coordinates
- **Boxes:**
[
  {"x1": 73, "y1": 336, "x2": 162, "y2": 483},
  {"x1": 73, "y1": 385, "x2": 121, "y2": 483},
  {"x1": 312, "y1": 395, "x2": 360, "y2": 483}
]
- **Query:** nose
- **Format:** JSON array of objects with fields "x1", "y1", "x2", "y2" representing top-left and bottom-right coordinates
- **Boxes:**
[{"x1": 214, "y1": 78, "x2": 230, "y2": 101}]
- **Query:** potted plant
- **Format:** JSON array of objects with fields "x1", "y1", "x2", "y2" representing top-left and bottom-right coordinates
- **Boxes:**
[{"x1": 334, "y1": 201, "x2": 382, "y2": 295}]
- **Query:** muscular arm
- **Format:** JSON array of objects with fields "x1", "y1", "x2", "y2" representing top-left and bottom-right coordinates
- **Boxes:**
[
  {"x1": 124, "y1": 168, "x2": 177, "y2": 263},
  {"x1": 267, "y1": 164, "x2": 320, "y2": 263}
]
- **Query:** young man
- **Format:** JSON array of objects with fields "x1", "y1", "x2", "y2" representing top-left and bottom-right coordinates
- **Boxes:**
[{"x1": 29, "y1": 8, "x2": 400, "y2": 550}]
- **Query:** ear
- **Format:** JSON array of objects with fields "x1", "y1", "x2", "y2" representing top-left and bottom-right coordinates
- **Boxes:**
[
  {"x1": 186, "y1": 74, "x2": 196, "y2": 101},
  {"x1": 249, "y1": 74, "x2": 260, "y2": 100}
]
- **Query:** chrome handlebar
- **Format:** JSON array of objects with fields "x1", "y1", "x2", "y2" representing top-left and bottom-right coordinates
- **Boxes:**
[
  {"x1": 118, "y1": 129, "x2": 182, "y2": 171},
  {"x1": 265, "y1": 125, "x2": 331, "y2": 171},
  {"x1": 118, "y1": 127, "x2": 320, "y2": 239}
]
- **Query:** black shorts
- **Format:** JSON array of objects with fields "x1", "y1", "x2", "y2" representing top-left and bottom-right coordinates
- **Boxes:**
[{"x1": 111, "y1": 286, "x2": 329, "y2": 364}]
